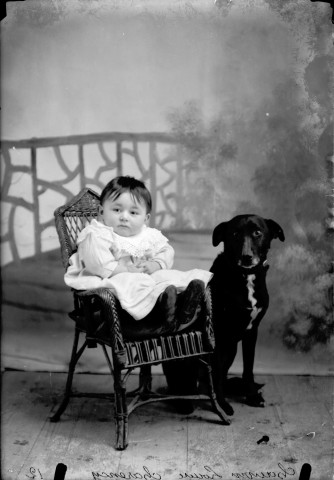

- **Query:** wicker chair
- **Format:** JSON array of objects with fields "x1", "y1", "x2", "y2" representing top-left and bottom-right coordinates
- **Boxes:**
[{"x1": 50, "y1": 188, "x2": 229, "y2": 450}]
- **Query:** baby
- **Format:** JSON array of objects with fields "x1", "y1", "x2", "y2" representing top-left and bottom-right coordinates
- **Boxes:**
[{"x1": 65, "y1": 176, "x2": 213, "y2": 332}]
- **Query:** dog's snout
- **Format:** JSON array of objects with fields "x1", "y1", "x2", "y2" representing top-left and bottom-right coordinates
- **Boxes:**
[
  {"x1": 238, "y1": 236, "x2": 260, "y2": 268},
  {"x1": 240, "y1": 254, "x2": 254, "y2": 268},
  {"x1": 241, "y1": 237, "x2": 253, "y2": 258}
]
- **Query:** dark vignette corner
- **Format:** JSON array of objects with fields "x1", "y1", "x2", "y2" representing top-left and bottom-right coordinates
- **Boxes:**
[{"x1": 1, "y1": 0, "x2": 26, "y2": 22}]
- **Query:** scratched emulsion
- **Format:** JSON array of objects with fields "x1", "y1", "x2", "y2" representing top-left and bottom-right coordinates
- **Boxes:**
[
  {"x1": 1, "y1": 2, "x2": 333, "y2": 479},
  {"x1": 7, "y1": 0, "x2": 67, "y2": 26},
  {"x1": 162, "y1": 1, "x2": 333, "y2": 353}
]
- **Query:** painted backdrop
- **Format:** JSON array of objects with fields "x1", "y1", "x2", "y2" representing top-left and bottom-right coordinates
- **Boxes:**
[{"x1": 1, "y1": 0, "x2": 333, "y2": 373}]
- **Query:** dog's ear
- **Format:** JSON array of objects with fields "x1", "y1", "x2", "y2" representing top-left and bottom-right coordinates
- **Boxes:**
[
  {"x1": 265, "y1": 219, "x2": 285, "y2": 242},
  {"x1": 212, "y1": 222, "x2": 228, "y2": 246}
]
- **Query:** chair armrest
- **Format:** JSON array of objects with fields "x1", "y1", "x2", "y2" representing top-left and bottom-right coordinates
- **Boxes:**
[{"x1": 74, "y1": 288, "x2": 127, "y2": 368}]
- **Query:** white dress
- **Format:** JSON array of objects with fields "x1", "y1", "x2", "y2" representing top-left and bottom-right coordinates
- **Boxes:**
[{"x1": 64, "y1": 219, "x2": 213, "y2": 320}]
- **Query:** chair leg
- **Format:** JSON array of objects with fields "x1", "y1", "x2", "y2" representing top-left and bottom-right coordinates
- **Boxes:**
[
  {"x1": 205, "y1": 360, "x2": 231, "y2": 425},
  {"x1": 50, "y1": 327, "x2": 83, "y2": 422},
  {"x1": 113, "y1": 366, "x2": 129, "y2": 450}
]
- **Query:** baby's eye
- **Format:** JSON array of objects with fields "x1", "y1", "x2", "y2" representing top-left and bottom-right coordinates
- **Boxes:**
[
  {"x1": 130, "y1": 211, "x2": 138, "y2": 215},
  {"x1": 113, "y1": 208, "x2": 120, "y2": 212}
]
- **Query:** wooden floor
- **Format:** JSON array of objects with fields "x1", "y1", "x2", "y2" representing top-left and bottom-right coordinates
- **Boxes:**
[{"x1": 2, "y1": 371, "x2": 333, "y2": 480}]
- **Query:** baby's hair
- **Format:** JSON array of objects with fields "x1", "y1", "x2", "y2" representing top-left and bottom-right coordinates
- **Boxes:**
[{"x1": 100, "y1": 176, "x2": 152, "y2": 213}]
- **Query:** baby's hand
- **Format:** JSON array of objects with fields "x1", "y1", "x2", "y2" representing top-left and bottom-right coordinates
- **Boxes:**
[
  {"x1": 110, "y1": 244, "x2": 122, "y2": 260},
  {"x1": 136, "y1": 260, "x2": 161, "y2": 275},
  {"x1": 127, "y1": 264, "x2": 145, "y2": 273}
]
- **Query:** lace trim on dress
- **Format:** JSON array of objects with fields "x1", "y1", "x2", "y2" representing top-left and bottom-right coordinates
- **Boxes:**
[
  {"x1": 113, "y1": 227, "x2": 168, "y2": 257},
  {"x1": 77, "y1": 220, "x2": 169, "y2": 258}
]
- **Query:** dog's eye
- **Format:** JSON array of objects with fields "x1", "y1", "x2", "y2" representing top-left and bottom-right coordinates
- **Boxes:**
[{"x1": 253, "y1": 230, "x2": 262, "y2": 238}]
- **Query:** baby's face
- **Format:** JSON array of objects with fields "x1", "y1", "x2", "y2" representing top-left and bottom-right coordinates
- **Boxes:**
[{"x1": 100, "y1": 191, "x2": 149, "y2": 237}]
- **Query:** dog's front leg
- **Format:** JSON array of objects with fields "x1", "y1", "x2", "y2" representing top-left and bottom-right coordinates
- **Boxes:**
[
  {"x1": 242, "y1": 327, "x2": 258, "y2": 385},
  {"x1": 242, "y1": 327, "x2": 265, "y2": 407},
  {"x1": 213, "y1": 343, "x2": 238, "y2": 416}
]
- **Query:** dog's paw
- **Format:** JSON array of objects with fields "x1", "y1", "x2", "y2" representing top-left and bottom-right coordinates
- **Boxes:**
[
  {"x1": 252, "y1": 381, "x2": 265, "y2": 393},
  {"x1": 245, "y1": 392, "x2": 265, "y2": 408},
  {"x1": 226, "y1": 377, "x2": 264, "y2": 397}
]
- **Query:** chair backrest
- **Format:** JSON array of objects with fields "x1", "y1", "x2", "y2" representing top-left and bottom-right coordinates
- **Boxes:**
[{"x1": 54, "y1": 188, "x2": 100, "y2": 269}]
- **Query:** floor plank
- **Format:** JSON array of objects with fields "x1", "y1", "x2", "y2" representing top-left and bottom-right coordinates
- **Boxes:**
[{"x1": 1, "y1": 372, "x2": 333, "y2": 480}]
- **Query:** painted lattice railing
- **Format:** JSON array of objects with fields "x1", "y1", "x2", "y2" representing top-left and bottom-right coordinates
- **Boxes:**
[{"x1": 1, "y1": 132, "x2": 187, "y2": 263}]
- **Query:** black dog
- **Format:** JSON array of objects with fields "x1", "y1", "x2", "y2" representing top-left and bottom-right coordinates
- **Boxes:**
[{"x1": 209, "y1": 214, "x2": 285, "y2": 416}]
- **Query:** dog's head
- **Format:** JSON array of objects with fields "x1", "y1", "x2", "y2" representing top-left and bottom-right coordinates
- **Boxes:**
[{"x1": 212, "y1": 214, "x2": 285, "y2": 269}]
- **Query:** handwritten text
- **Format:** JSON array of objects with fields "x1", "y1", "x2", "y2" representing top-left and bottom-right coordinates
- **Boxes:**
[
  {"x1": 231, "y1": 462, "x2": 296, "y2": 479},
  {"x1": 92, "y1": 466, "x2": 161, "y2": 480}
]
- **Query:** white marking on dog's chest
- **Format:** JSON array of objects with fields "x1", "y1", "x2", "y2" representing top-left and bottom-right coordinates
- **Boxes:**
[{"x1": 246, "y1": 274, "x2": 262, "y2": 329}]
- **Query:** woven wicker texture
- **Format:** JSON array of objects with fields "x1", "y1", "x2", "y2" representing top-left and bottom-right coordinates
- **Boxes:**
[{"x1": 51, "y1": 188, "x2": 228, "y2": 450}]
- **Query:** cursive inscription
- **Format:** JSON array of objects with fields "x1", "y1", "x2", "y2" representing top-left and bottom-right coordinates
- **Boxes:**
[
  {"x1": 231, "y1": 462, "x2": 296, "y2": 479},
  {"x1": 179, "y1": 466, "x2": 222, "y2": 479},
  {"x1": 91, "y1": 463, "x2": 296, "y2": 480},
  {"x1": 91, "y1": 466, "x2": 161, "y2": 480}
]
